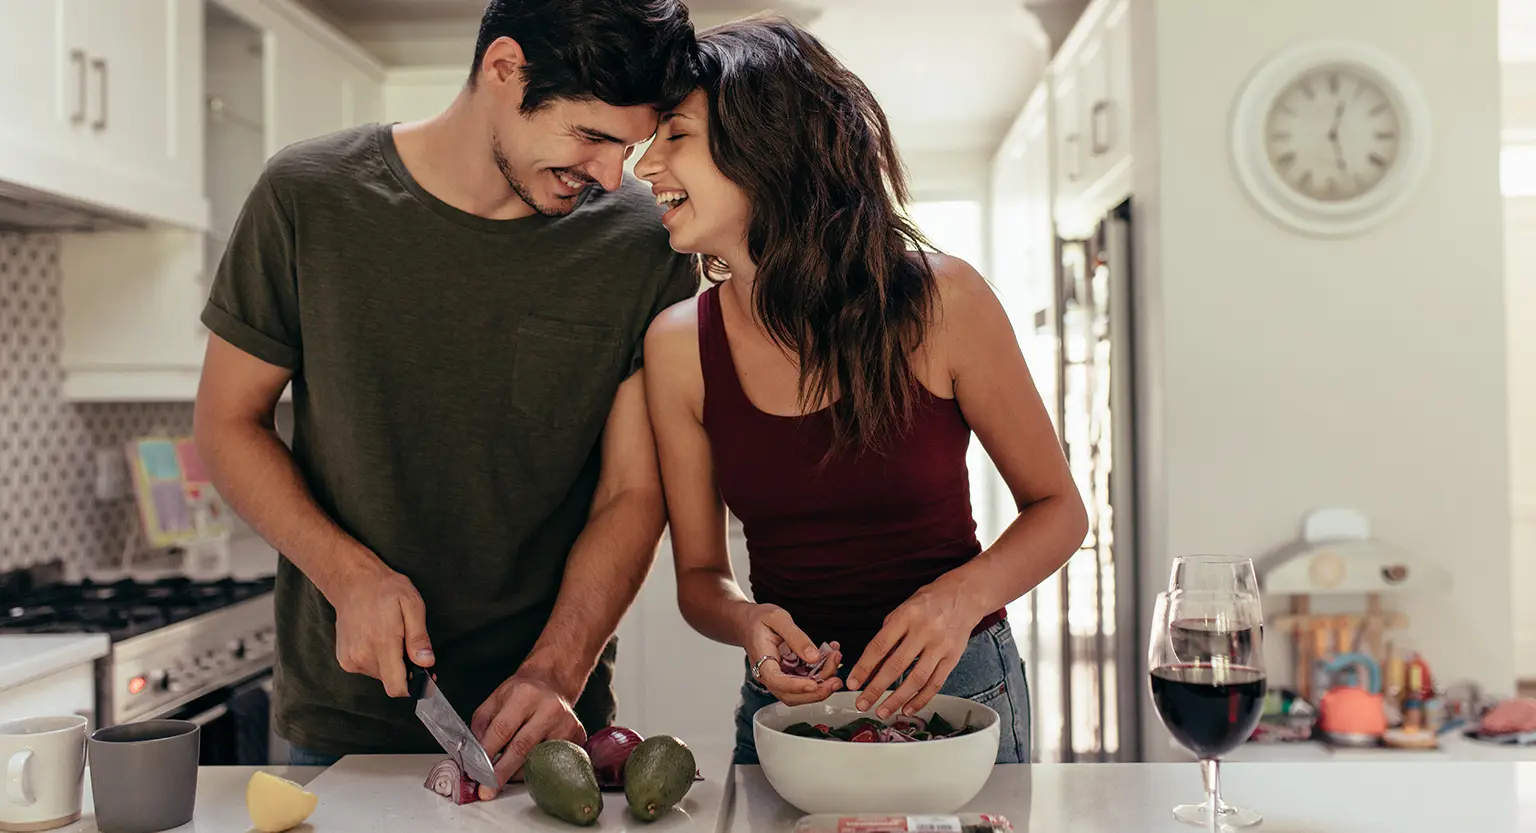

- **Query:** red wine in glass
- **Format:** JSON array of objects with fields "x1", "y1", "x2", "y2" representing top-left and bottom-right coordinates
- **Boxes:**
[
  {"x1": 1149, "y1": 664, "x2": 1267, "y2": 759},
  {"x1": 1149, "y1": 590, "x2": 1266, "y2": 829}
]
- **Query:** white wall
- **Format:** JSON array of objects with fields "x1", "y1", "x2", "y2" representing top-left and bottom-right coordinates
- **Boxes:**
[
  {"x1": 1509, "y1": 196, "x2": 1536, "y2": 680},
  {"x1": 1505, "y1": 59, "x2": 1536, "y2": 682},
  {"x1": 382, "y1": 66, "x2": 464, "y2": 123},
  {"x1": 1131, "y1": 0, "x2": 1513, "y2": 730}
]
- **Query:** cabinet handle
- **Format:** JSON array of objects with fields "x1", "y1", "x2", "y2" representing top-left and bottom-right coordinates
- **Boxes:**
[
  {"x1": 1090, "y1": 101, "x2": 1113, "y2": 156},
  {"x1": 70, "y1": 50, "x2": 87, "y2": 125},
  {"x1": 91, "y1": 57, "x2": 107, "y2": 131}
]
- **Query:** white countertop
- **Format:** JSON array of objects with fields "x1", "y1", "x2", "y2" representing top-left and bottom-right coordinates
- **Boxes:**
[
  {"x1": 57, "y1": 765, "x2": 325, "y2": 832},
  {"x1": 1213, "y1": 730, "x2": 1536, "y2": 763},
  {"x1": 728, "y1": 760, "x2": 1536, "y2": 832},
  {"x1": 299, "y1": 747, "x2": 733, "y2": 833},
  {"x1": 40, "y1": 752, "x2": 1536, "y2": 832},
  {"x1": 0, "y1": 634, "x2": 111, "y2": 694}
]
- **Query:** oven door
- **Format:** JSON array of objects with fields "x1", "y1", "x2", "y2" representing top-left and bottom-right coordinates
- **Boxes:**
[{"x1": 158, "y1": 670, "x2": 274, "y2": 766}]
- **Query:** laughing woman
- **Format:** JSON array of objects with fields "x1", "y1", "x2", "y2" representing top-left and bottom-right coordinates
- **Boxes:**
[{"x1": 635, "y1": 16, "x2": 1088, "y2": 766}]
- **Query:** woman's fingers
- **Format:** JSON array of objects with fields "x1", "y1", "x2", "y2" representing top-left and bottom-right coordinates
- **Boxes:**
[
  {"x1": 749, "y1": 633, "x2": 819, "y2": 695},
  {"x1": 764, "y1": 609, "x2": 822, "y2": 664},
  {"x1": 881, "y1": 650, "x2": 945, "y2": 719},
  {"x1": 813, "y1": 645, "x2": 843, "y2": 682},
  {"x1": 856, "y1": 636, "x2": 922, "y2": 716},
  {"x1": 778, "y1": 675, "x2": 843, "y2": 706},
  {"x1": 904, "y1": 653, "x2": 962, "y2": 716}
]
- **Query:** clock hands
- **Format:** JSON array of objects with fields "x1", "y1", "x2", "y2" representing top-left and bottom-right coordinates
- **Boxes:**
[{"x1": 1328, "y1": 100, "x2": 1346, "y2": 172}]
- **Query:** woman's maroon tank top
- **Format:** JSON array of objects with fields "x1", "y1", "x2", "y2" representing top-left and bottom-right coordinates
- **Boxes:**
[{"x1": 696, "y1": 285, "x2": 1004, "y2": 663}]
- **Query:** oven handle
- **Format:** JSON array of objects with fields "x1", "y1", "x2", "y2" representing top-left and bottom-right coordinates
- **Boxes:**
[{"x1": 184, "y1": 703, "x2": 228, "y2": 727}]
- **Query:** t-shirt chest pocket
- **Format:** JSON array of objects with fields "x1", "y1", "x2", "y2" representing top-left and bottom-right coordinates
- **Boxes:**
[{"x1": 509, "y1": 314, "x2": 622, "y2": 431}]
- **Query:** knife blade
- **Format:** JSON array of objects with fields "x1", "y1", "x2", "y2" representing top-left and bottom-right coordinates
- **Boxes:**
[{"x1": 405, "y1": 659, "x2": 499, "y2": 788}]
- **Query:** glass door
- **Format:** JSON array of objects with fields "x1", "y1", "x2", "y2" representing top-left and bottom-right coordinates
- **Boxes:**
[{"x1": 1040, "y1": 202, "x2": 1139, "y2": 763}]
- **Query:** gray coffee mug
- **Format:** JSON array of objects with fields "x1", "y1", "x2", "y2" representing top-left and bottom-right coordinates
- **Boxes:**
[{"x1": 87, "y1": 720, "x2": 199, "y2": 833}]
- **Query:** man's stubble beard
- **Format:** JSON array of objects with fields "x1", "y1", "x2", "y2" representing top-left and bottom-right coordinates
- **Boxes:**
[{"x1": 491, "y1": 131, "x2": 574, "y2": 218}]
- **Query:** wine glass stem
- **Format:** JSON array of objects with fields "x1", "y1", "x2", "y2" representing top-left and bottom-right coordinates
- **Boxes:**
[{"x1": 1201, "y1": 758, "x2": 1222, "y2": 831}]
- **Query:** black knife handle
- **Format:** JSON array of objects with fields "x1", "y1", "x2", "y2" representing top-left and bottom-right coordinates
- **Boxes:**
[{"x1": 404, "y1": 655, "x2": 430, "y2": 700}]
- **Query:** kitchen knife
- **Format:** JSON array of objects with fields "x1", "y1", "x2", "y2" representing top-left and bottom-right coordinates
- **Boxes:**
[{"x1": 405, "y1": 659, "x2": 499, "y2": 788}]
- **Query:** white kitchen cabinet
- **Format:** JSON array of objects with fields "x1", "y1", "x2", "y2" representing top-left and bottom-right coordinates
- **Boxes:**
[
  {"x1": 0, "y1": 662, "x2": 97, "y2": 731},
  {"x1": 344, "y1": 61, "x2": 386, "y2": 127},
  {"x1": 0, "y1": 2, "x2": 88, "y2": 170},
  {"x1": 267, "y1": 15, "x2": 351, "y2": 153},
  {"x1": 57, "y1": 0, "x2": 384, "y2": 402},
  {"x1": 1050, "y1": 0, "x2": 1133, "y2": 236},
  {"x1": 79, "y1": 0, "x2": 206, "y2": 218},
  {"x1": 0, "y1": 0, "x2": 206, "y2": 230},
  {"x1": 1051, "y1": 69, "x2": 1083, "y2": 222}
]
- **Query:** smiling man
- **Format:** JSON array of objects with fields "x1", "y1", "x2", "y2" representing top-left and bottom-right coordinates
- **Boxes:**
[{"x1": 191, "y1": 0, "x2": 699, "y2": 796}]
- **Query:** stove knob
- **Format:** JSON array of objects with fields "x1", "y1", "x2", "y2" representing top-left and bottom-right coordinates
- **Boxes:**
[
  {"x1": 152, "y1": 670, "x2": 171, "y2": 692},
  {"x1": 228, "y1": 639, "x2": 247, "y2": 659},
  {"x1": 166, "y1": 671, "x2": 186, "y2": 694}
]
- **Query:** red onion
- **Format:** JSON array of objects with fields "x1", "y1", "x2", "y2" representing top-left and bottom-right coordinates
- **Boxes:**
[
  {"x1": 583, "y1": 726, "x2": 644, "y2": 787},
  {"x1": 424, "y1": 757, "x2": 479, "y2": 804},
  {"x1": 778, "y1": 642, "x2": 836, "y2": 678}
]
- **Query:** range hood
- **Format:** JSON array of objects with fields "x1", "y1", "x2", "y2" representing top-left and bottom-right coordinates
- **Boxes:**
[{"x1": 0, "y1": 179, "x2": 148, "y2": 234}]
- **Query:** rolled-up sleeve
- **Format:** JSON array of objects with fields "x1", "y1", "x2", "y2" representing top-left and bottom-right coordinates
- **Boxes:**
[{"x1": 200, "y1": 168, "x2": 302, "y2": 370}]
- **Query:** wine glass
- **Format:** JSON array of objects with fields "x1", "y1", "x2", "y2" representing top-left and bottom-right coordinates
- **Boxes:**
[
  {"x1": 1169, "y1": 555, "x2": 1266, "y2": 697},
  {"x1": 1168, "y1": 554, "x2": 1261, "y2": 596},
  {"x1": 1148, "y1": 590, "x2": 1267, "y2": 830}
]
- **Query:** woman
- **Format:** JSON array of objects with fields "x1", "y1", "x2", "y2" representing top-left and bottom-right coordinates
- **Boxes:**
[{"x1": 634, "y1": 15, "x2": 1088, "y2": 766}]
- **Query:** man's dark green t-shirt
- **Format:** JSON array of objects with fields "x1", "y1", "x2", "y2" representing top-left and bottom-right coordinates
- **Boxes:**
[{"x1": 200, "y1": 123, "x2": 698, "y2": 755}]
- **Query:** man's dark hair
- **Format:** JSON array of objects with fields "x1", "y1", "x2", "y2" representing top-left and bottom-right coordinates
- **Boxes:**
[{"x1": 469, "y1": 0, "x2": 697, "y2": 113}]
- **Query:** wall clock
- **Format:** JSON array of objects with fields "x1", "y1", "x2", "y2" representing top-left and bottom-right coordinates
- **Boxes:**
[{"x1": 1230, "y1": 40, "x2": 1432, "y2": 237}]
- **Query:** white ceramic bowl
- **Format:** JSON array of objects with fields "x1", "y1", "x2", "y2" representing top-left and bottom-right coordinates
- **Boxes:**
[{"x1": 752, "y1": 691, "x2": 1001, "y2": 814}]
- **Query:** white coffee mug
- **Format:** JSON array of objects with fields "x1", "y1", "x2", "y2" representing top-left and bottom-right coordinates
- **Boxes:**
[{"x1": 0, "y1": 715, "x2": 88, "y2": 833}]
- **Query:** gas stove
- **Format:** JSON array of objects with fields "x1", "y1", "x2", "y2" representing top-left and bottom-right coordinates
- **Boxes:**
[
  {"x1": 1, "y1": 576, "x2": 275, "y2": 640},
  {"x1": 1, "y1": 575, "x2": 277, "y2": 726}
]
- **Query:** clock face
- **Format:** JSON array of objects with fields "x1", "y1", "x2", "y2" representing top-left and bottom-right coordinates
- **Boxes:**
[{"x1": 1263, "y1": 66, "x2": 1402, "y2": 203}]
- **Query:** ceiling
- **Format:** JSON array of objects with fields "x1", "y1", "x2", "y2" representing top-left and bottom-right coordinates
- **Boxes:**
[{"x1": 295, "y1": 0, "x2": 1048, "y2": 155}]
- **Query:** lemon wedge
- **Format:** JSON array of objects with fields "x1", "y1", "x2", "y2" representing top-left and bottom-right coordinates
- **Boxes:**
[{"x1": 246, "y1": 770, "x2": 319, "y2": 832}]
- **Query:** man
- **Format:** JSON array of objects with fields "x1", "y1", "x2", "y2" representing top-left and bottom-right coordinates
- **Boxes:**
[{"x1": 192, "y1": 0, "x2": 699, "y2": 798}]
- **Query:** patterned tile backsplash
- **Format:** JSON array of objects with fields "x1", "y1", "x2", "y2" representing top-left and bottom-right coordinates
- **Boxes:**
[{"x1": 0, "y1": 233, "x2": 197, "y2": 573}]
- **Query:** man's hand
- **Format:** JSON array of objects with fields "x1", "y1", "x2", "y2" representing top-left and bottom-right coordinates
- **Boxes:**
[
  {"x1": 846, "y1": 576, "x2": 985, "y2": 720},
  {"x1": 331, "y1": 562, "x2": 434, "y2": 698},
  {"x1": 470, "y1": 670, "x2": 586, "y2": 800}
]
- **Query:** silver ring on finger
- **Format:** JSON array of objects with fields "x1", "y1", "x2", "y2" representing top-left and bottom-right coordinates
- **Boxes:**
[{"x1": 752, "y1": 654, "x2": 774, "y2": 679}]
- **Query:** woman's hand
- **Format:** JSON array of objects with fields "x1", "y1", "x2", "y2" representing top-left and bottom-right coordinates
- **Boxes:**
[
  {"x1": 741, "y1": 604, "x2": 843, "y2": 706},
  {"x1": 846, "y1": 577, "x2": 983, "y2": 719}
]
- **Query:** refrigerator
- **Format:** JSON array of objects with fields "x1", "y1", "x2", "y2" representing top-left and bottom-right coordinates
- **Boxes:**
[{"x1": 1018, "y1": 199, "x2": 1143, "y2": 763}]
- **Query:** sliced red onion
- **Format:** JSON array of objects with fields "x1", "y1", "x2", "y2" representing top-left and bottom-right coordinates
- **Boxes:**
[
  {"x1": 778, "y1": 642, "x2": 836, "y2": 678},
  {"x1": 584, "y1": 726, "x2": 644, "y2": 787},
  {"x1": 424, "y1": 757, "x2": 480, "y2": 805},
  {"x1": 890, "y1": 715, "x2": 927, "y2": 734}
]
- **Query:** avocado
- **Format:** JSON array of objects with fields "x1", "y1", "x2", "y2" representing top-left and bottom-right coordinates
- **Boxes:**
[
  {"x1": 524, "y1": 740, "x2": 603, "y2": 826},
  {"x1": 623, "y1": 735, "x2": 696, "y2": 822}
]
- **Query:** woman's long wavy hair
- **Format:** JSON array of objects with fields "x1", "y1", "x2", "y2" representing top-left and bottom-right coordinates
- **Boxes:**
[{"x1": 693, "y1": 15, "x2": 940, "y2": 457}]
